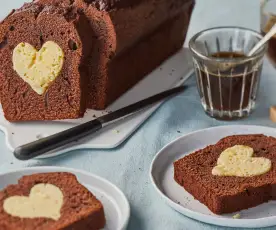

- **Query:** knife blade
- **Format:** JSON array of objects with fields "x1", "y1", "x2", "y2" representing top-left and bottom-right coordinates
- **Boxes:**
[{"x1": 14, "y1": 85, "x2": 187, "y2": 160}]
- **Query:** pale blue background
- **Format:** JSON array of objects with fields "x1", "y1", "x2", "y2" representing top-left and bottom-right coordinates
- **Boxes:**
[{"x1": 1, "y1": 0, "x2": 276, "y2": 229}]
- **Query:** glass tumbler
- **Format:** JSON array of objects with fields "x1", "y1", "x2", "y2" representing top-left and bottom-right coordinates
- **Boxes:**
[
  {"x1": 189, "y1": 27, "x2": 267, "y2": 120},
  {"x1": 261, "y1": 0, "x2": 276, "y2": 66}
]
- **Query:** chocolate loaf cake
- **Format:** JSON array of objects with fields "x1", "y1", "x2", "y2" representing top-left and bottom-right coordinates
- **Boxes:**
[
  {"x1": 35, "y1": 0, "x2": 195, "y2": 109},
  {"x1": 0, "y1": 0, "x2": 194, "y2": 121},
  {"x1": 0, "y1": 3, "x2": 93, "y2": 121},
  {"x1": 0, "y1": 172, "x2": 105, "y2": 229},
  {"x1": 174, "y1": 134, "x2": 276, "y2": 214}
]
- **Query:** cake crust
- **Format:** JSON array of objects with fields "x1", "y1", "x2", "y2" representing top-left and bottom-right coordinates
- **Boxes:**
[
  {"x1": 0, "y1": 172, "x2": 106, "y2": 230},
  {"x1": 174, "y1": 134, "x2": 276, "y2": 214}
]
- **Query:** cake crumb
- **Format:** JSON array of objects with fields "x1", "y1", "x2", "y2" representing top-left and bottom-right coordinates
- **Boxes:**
[{"x1": 232, "y1": 213, "x2": 241, "y2": 219}]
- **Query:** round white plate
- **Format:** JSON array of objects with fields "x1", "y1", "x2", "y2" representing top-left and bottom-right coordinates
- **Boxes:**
[
  {"x1": 150, "y1": 125, "x2": 276, "y2": 228},
  {"x1": 0, "y1": 166, "x2": 130, "y2": 230}
]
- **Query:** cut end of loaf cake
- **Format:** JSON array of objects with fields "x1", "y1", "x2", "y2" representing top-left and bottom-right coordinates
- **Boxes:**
[
  {"x1": 174, "y1": 134, "x2": 276, "y2": 214},
  {"x1": 0, "y1": 172, "x2": 106, "y2": 230},
  {"x1": 0, "y1": 3, "x2": 93, "y2": 121}
]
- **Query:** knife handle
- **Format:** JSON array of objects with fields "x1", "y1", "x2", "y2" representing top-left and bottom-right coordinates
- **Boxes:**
[{"x1": 14, "y1": 119, "x2": 103, "y2": 160}]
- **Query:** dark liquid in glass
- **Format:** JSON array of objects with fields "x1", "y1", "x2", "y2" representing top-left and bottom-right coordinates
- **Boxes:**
[{"x1": 197, "y1": 52, "x2": 260, "y2": 118}]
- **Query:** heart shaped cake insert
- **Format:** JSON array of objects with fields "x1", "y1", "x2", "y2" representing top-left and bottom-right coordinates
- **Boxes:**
[
  {"x1": 3, "y1": 183, "x2": 63, "y2": 220},
  {"x1": 12, "y1": 41, "x2": 64, "y2": 95},
  {"x1": 212, "y1": 145, "x2": 272, "y2": 177}
]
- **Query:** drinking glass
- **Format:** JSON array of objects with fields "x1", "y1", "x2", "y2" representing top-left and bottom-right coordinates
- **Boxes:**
[{"x1": 189, "y1": 27, "x2": 267, "y2": 120}]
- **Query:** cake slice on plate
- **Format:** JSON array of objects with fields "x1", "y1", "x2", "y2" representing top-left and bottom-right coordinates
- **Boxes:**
[
  {"x1": 174, "y1": 134, "x2": 276, "y2": 214},
  {"x1": 0, "y1": 172, "x2": 105, "y2": 229}
]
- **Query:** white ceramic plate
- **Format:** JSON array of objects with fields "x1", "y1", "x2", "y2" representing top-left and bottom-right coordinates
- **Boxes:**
[
  {"x1": 0, "y1": 166, "x2": 130, "y2": 230},
  {"x1": 150, "y1": 125, "x2": 276, "y2": 228}
]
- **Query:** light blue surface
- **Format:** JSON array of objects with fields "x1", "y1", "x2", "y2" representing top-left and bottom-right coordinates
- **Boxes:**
[{"x1": 1, "y1": 0, "x2": 276, "y2": 229}]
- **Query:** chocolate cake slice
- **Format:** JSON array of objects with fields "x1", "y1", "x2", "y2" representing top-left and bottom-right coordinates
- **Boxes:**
[
  {"x1": 0, "y1": 172, "x2": 106, "y2": 229},
  {"x1": 174, "y1": 134, "x2": 276, "y2": 214},
  {"x1": 0, "y1": 3, "x2": 93, "y2": 121},
  {"x1": 35, "y1": 0, "x2": 195, "y2": 109}
]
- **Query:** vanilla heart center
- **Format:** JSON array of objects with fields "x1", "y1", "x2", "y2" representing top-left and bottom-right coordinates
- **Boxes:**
[
  {"x1": 212, "y1": 145, "x2": 272, "y2": 177},
  {"x1": 3, "y1": 183, "x2": 63, "y2": 220},
  {"x1": 13, "y1": 41, "x2": 64, "y2": 95}
]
